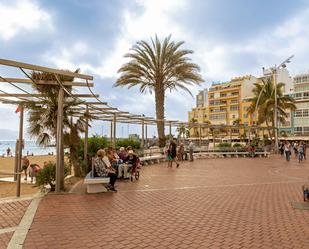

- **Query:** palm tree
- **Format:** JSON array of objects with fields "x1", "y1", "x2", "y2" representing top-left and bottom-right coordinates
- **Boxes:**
[
  {"x1": 27, "y1": 71, "x2": 89, "y2": 177},
  {"x1": 232, "y1": 118, "x2": 242, "y2": 139},
  {"x1": 115, "y1": 35, "x2": 204, "y2": 147},
  {"x1": 176, "y1": 124, "x2": 189, "y2": 141},
  {"x1": 247, "y1": 78, "x2": 296, "y2": 140}
]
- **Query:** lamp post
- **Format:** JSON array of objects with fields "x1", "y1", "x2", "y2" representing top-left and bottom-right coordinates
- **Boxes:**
[{"x1": 272, "y1": 55, "x2": 294, "y2": 154}]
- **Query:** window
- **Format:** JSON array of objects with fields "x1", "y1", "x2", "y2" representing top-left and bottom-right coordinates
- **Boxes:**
[
  {"x1": 244, "y1": 122, "x2": 248, "y2": 126},
  {"x1": 209, "y1": 114, "x2": 226, "y2": 120},
  {"x1": 295, "y1": 110, "x2": 302, "y2": 117},
  {"x1": 231, "y1": 99, "x2": 238, "y2": 104},
  {"x1": 230, "y1": 105, "x2": 239, "y2": 111},
  {"x1": 243, "y1": 114, "x2": 248, "y2": 118},
  {"x1": 303, "y1": 110, "x2": 309, "y2": 117},
  {"x1": 220, "y1": 93, "x2": 227, "y2": 97}
]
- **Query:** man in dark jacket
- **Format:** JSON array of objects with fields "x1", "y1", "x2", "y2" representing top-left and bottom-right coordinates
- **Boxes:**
[{"x1": 169, "y1": 140, "x2": 180, "y2": 168}]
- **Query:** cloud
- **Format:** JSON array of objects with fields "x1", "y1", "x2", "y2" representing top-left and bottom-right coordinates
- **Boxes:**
[{"x1": 0, "y1": 0, "x2": 53, "y2": 40}]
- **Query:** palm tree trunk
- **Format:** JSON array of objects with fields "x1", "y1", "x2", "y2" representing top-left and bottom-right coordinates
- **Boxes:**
[
  {"x1": 155, "y1": 87, "x2": 165, "y2": 147},
  {"x1": 70, "y1": 147, "x2": 81, "y2": 177}
]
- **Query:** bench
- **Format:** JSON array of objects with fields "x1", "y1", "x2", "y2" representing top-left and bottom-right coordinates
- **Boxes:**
[
  {"x1": 84, "y1": 171, "x2": 110, "y2": 193},
  {"x1": 193, "y1": 151, "x2": 270, "y2": 159},
  {"x1": 140, "y1": 155, "x2": 166, "y2": 165}
]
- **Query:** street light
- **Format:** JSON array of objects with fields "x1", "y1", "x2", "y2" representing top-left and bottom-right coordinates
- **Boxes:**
[{"x1": 272, "y1": 55, "x2": 294, "y2": 154}]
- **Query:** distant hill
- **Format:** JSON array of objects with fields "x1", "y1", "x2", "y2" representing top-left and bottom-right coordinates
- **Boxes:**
[{"x1": 0, "y1": 129, "x2": 18, "y2": 140}]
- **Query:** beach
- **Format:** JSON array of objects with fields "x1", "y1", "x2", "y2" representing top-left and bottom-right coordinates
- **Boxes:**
[{"x1": 0, "y1": 155, "x2": 56, "y2": 174}]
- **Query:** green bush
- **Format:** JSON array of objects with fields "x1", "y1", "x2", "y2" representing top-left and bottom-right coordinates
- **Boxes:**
[
  {"x1": 35, "y1": 162, "x2": 70, "y2": 191},
  {"x1": 78, "y1": 134, "x2": 110, "y2": 159},
  {"x1": 217, "y1": 142, "x2": 232, "y2": 148},
  {"x1": 116, "y1": 138, "x2": 141, "y2": 150},
  {"x1": 233, "y1": 143, "x2": 242, "y2": 148}
]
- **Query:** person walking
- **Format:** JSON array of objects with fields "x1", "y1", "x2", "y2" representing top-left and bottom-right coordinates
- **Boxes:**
[
  {"x1": 284, "y1": 142, "x2": 291, "y2": 162},
  {"x1": 303, "y1": 142, "x2": 306, "y2": 160},
  {"x1": 189, "y1": 141, "x2": 194, "y2": 162},
  {"x1": 169, "y1": 140, "x2": 179, "y2": 168},
  {"x1": 178, "y1": 143, "x2": 185, "y2": 161},
  {"x1": 21, "y1": 156, "x2": 30, "y2": 180},
  {"x1": 6, "y1": 147, "x2": 11, "y2": 157},
  {"x1": 298, "y1": 142, "x2": 304, "y2": 163}
]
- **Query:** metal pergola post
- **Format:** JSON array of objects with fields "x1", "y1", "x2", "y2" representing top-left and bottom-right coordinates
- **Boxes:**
[
  {"x1": 56, "y1": 87, "x2": 64, "y2": 193},
  {"x1": 145, "y1": 124, "x2": 148, "y2": 148},
  {"x1": 141, "y1": 119, "x2": 145, "y2": 148},
  {"x1": 199, "y1": 125, "x2": 202, "y2": 153},
  {"x1": 84, "y1": 105, "x2": 89, "y2": 174},
  {"x1": 14, "y1": 139, "x2": 18, "y2": 181},
  {"x1": 113, "y1": 113, "x2": 116, "y2": 148},
  {"x1": 169, "y1": 122, "x2": 172, "y2": 139},
  {"x1": 16, "y1": 104, "x2": 23, "y2": 197},
  {"x1": 110, "y1": 121, "x2": 113, "y2": 145}
]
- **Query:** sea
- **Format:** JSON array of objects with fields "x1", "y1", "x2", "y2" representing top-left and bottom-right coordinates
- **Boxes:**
[{"x1": 0, "y1": 140, "x2": 56, "y2": 157}]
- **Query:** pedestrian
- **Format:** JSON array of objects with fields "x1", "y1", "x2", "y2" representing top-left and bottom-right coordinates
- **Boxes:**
[
  {"x1": 28, "y1": 163, "x2": 41, "y2": 183},
  {"x1": 178, "y1": 143, "x2": 185, "y2": 161},
  {"x1": 293, "y1": 142, "x2": 298, "y2": 159},
  {"x1": 303, "y1": 142, "x2": 307, "y2": 160},
  {"x1": 298, "y1": 142, "x2": 304, "y2": 163},
  {"x1": 6, "y1": 147, "x2": 10, "y2": 157},
  {"x1": 189, "y1": 141, "x2": 194, "y2": 162},
  {"x1": 279, "y1": 142, "x2": 284, "y2": 156},
  {"x1": 21, "y1": 156, "x2": 30, "y2": 181},
  {"x1": 169, "y1": 139, "x2": 179, "y2": 168},
  {"x1": 284, "y1": 142, "x2": 291, "y2": 162},
  {"x1": 165, "y1": 141, "x2": 172, "y2": 168}
]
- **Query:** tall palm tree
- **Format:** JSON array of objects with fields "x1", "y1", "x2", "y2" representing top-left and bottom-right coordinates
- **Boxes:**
[
  {"x1": 115, "y1": 35, "x2": 204, "y2": 147},
  {"x1": 27, "y1": 71, "x2": 89, "y2": 177},
  {"x1": 247, "y1": 78, "x2": 296, "y2": 139}
]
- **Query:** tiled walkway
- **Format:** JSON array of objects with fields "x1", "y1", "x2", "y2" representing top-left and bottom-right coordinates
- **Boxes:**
[
  {"x1": 4, "y1": 156, "x2": 309, "y2": 248},
  {"x1": 0, "y1": 200, "x2": 31, "y2": 249}
]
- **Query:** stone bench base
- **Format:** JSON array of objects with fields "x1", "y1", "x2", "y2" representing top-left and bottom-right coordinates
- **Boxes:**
[{"x1": 84, "y1": 171, "x2": 110, "y2": 194}]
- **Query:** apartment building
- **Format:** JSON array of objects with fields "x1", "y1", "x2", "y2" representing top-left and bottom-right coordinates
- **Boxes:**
[
  {"x1": 188, "y1": 67, "x2": 294, "y2": 138},
  {"x1": 292, "y1": 73, "x2": 309, "y2": 135}
]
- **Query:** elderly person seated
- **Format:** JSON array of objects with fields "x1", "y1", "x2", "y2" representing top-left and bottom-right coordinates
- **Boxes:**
[
  {"x1": 122, "y1": 150, "x2": 138, "y2": 178},
  {"x1": 94, "y1": 149, "x2": 117, "y2": 192},
  {"x1": 118, "y1": 147, "x2": 127, "y2": 161}
]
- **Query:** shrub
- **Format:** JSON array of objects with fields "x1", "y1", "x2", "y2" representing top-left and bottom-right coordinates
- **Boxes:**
[
  {"x1": 217, "y1": 142, "x2": 232, "y2": 148},
  {"x1": 233, "y1": 143, "x2": 242, "y2": 148},
  {"x1": 116, "y1": 138, "x2": 141, "y2": 150},
  {"x1": 78, "y1": 134, "x2": 110, "y2": 159},
  {"x1": 36, "y1": 162, "x2": 70, "y2": 191}
]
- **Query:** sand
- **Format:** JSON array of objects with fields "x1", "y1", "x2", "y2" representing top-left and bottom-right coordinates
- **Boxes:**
[
  {"x1": 0, "y1": 182, "x2": 39, "y2": 198},
  {"x1": 0, "y1": 155, "x2": 56, "y2": 174}
]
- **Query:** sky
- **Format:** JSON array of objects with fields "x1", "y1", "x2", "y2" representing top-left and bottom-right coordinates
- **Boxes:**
[{"x1": 1, "y1": 0, "x2": 309, "y2": 139}]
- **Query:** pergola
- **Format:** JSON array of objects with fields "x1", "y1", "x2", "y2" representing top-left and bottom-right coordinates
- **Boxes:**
[
  {"x1": 0, "y1": 59, "x2": 276, "y2": 196},
  {"x1": 0, "y1": 59, "x2": 185, "y2": 195}
]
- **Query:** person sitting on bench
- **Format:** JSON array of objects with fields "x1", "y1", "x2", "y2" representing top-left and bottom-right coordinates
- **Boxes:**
[
  {"x1": 120, "y1": 150, "x2": 138, "y2": 178},
  {"x1": 94, "y1": 149, "x2": 117, "y2": 192}
]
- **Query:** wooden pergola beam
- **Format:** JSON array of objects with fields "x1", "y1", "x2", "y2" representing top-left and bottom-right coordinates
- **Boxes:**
[
  {"x1": 0, "y1": 93, "x2": 99, "y2": 98},
  {"x1": 0, "y1": 59, "x2": 93, "y2": 80},
  {"x1": 0, "y1": 78, "x2": 94, "y2": 87}
]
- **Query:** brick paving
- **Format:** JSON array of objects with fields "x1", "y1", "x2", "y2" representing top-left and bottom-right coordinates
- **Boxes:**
[
  {"x1": 0, "y1": 200, "x2": 30, "y2": 229},
  {"x1": 22, "y1": 156, "x2": 309, "y2": 249},
  {"x1": 0, "y1": 232, "x2": 13, "y2": 249},
  {"x1": 0, "y1": 199, "x2": 30, "y2": 249}
]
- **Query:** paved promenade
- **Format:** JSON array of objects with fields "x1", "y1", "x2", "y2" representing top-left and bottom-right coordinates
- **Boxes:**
[{"x1": 1, "y1": 156, "x2": 309, "y2": 248}]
